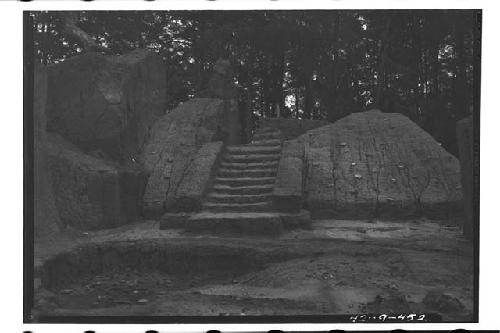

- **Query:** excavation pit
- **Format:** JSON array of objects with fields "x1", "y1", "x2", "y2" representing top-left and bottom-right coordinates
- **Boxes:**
[
  {"x1": 35, "y1": 238, "x2": 295, "y2": 314},
  {"x1": 33, "y1": 219, "x2": 473, "y2": 320}
]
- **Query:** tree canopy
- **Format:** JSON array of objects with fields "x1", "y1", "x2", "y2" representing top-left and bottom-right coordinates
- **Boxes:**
[{"x1": 31, "y1": 10, "x2": 480, "y2": 155}]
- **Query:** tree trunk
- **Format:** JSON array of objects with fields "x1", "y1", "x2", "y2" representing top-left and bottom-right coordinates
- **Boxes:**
[
  {"x1": 374, "y1": 16, "x2": 392, "y2": 109},
  {"x1": 327, "y1": 12, "x2": 341, "y2": 122},
  {"x1": 304, "y1": 76, "x2": 313, "y2": 119},
  {"x1": 294, "y1": 90, "x2": 301, "y2": 119},
  {"x1": 276, "y1": 51, "x2": 286, "y2": 117},
  {"x1": 59, "y1": 12, "x2": 104, "y2": 53},
  {"x1": 262, "y1": 72, "x2": 272, "y2": 117},
  {"x1": 269, "y1": 50, "x2": 286, "y2": 118},
  {"x1": 237, "y1": 65, "x2": 252, "y2": 142},
  {"x1": 426, "y1": 40, "x2": 447, "y2": 146},
  {"x1": 454, "y1": 14, "x2": 468, "y2": 119}
]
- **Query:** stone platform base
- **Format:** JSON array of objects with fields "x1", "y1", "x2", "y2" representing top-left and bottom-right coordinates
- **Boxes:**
[{"x1": 160, "y1": 210, "x2": 311, "y2": 236}]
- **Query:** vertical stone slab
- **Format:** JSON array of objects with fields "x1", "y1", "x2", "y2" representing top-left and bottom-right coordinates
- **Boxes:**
[
  {"x1": 47, "y1": 134, "x2": 145, "y2": 230},
  {"x1": 456, "y1": 115, "x2": 474, "y2": 240},
  {"x1": 34, "y1": 65, "x2": 62, "y2": 238},
  {"x1": 272, "y1": 140, "x2": 304, "y2": 213},
  {"x1": 172, "y1": 141, "x2": 225, "y2": 212}
]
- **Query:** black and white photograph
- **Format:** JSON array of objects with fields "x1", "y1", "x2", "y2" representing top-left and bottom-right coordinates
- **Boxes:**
[{"x1": 20, "y1": 5, "x2": 483, "y2": 327}]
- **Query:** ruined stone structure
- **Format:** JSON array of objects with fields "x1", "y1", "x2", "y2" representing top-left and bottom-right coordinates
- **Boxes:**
[
  {"x1": 141, "y1": 59, "x2": 243, "y2": 218},
  {"x1": 32, "y1": 50, "x2": 473, "y2": 323},
  {"x1": 34, "y1": 50, "x2": 467, "y2": 236},
  {"x1": 37, "y1": 49, "x2": 166, "y2": 231},
  {"x1": 162, "y1": 127, "x2": 311, "y2": 234},
  {"x1": 162, "y1": 109, "x2": 463, "y2": 233}
]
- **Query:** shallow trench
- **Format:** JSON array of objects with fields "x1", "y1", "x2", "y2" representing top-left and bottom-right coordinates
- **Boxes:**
[
  {"x1": 32, "y1": 220, "x2": 473, "y2": 320},
  {"x1": 37, "y1": 239, "x2": 295, "y2": 311}
]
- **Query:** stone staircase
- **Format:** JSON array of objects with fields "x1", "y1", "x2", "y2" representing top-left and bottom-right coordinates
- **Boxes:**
[{"x1": 184, "y1": 127, "x2": 309, "y2": 235}]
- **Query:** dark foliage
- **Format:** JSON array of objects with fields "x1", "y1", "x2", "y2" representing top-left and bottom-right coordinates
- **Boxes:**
[{"x1": 31, "y1": 10, "x2": 479, "y2": 155}]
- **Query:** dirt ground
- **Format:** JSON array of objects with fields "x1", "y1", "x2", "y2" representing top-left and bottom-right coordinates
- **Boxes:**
[{"x1": 32, "y1": 218, "x2": 474, "y2": 322}]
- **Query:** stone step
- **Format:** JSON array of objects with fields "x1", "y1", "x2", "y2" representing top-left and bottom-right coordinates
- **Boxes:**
[
  {"x1": 184, "y1": 209, "x2": 312, "y2": 235},
  {"x1": 223, "y1": 153, "x2": 281, "y2": 163},
  {"x1": 220, "y1": 161, "x2": 279, "y2": 170},
  {"x1": 249, "y1": 139, "x2": 281, "y2": 146},
  {"x1": 214, "y1": 176, "x2": 275, "y2": 187},
  {"x1": 186, "y1": 212, "x2": 284, "y2": 235},
  {"x1": 218, "y1": 168, "x2": 277, "y2": 178},
  {"x1": 202, "y1": 201, "x2": 273, "y2": 213},
  {"x1": 206, "y1": 193, "x2": 270, "y2": 204},
  {"x1": 253, "y1": 132, "x2": 281, "y2": 140},
  {"x1": 254, "y1": 127, "x2": 279, "y2": 134},
  {"x1": 212, "y1": 184, "x2": 274, "y2": 195},
  {"x1": 226, "y1": 145, "x2": 281, "y2": 155}
]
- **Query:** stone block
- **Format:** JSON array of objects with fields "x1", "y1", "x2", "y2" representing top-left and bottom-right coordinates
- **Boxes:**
[
  {"x1": 172, "y1": 141, "x2": 225, "y2": 212},
  {"x1": 281, "y1": 210, "x2": 312, "y2": 229},
  {"x1": 47, "y1": 134, "x2": 146, "y2": 230},
  {"x1": 159, "y1": 212, "x2": 191, "y2": 229},
  {"x1": 45, "y1": 49, "x2": 167, "y2": 163},
  {"x1": 456, "y1": 115, "x2": 474, "y2": 239},
  {"x1": 272, "y1": 140, "x2": 304, "y2": 213}
]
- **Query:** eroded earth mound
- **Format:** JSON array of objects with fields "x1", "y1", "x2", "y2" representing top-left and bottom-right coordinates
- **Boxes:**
[{"x1": 294, "y1": 110, "x2": 462, "y2": 219}]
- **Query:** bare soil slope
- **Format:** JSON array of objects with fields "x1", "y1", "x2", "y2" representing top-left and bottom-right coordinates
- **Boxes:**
[{"x1": 295, "y1": 110, "x2": 462, "y2": 219}]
